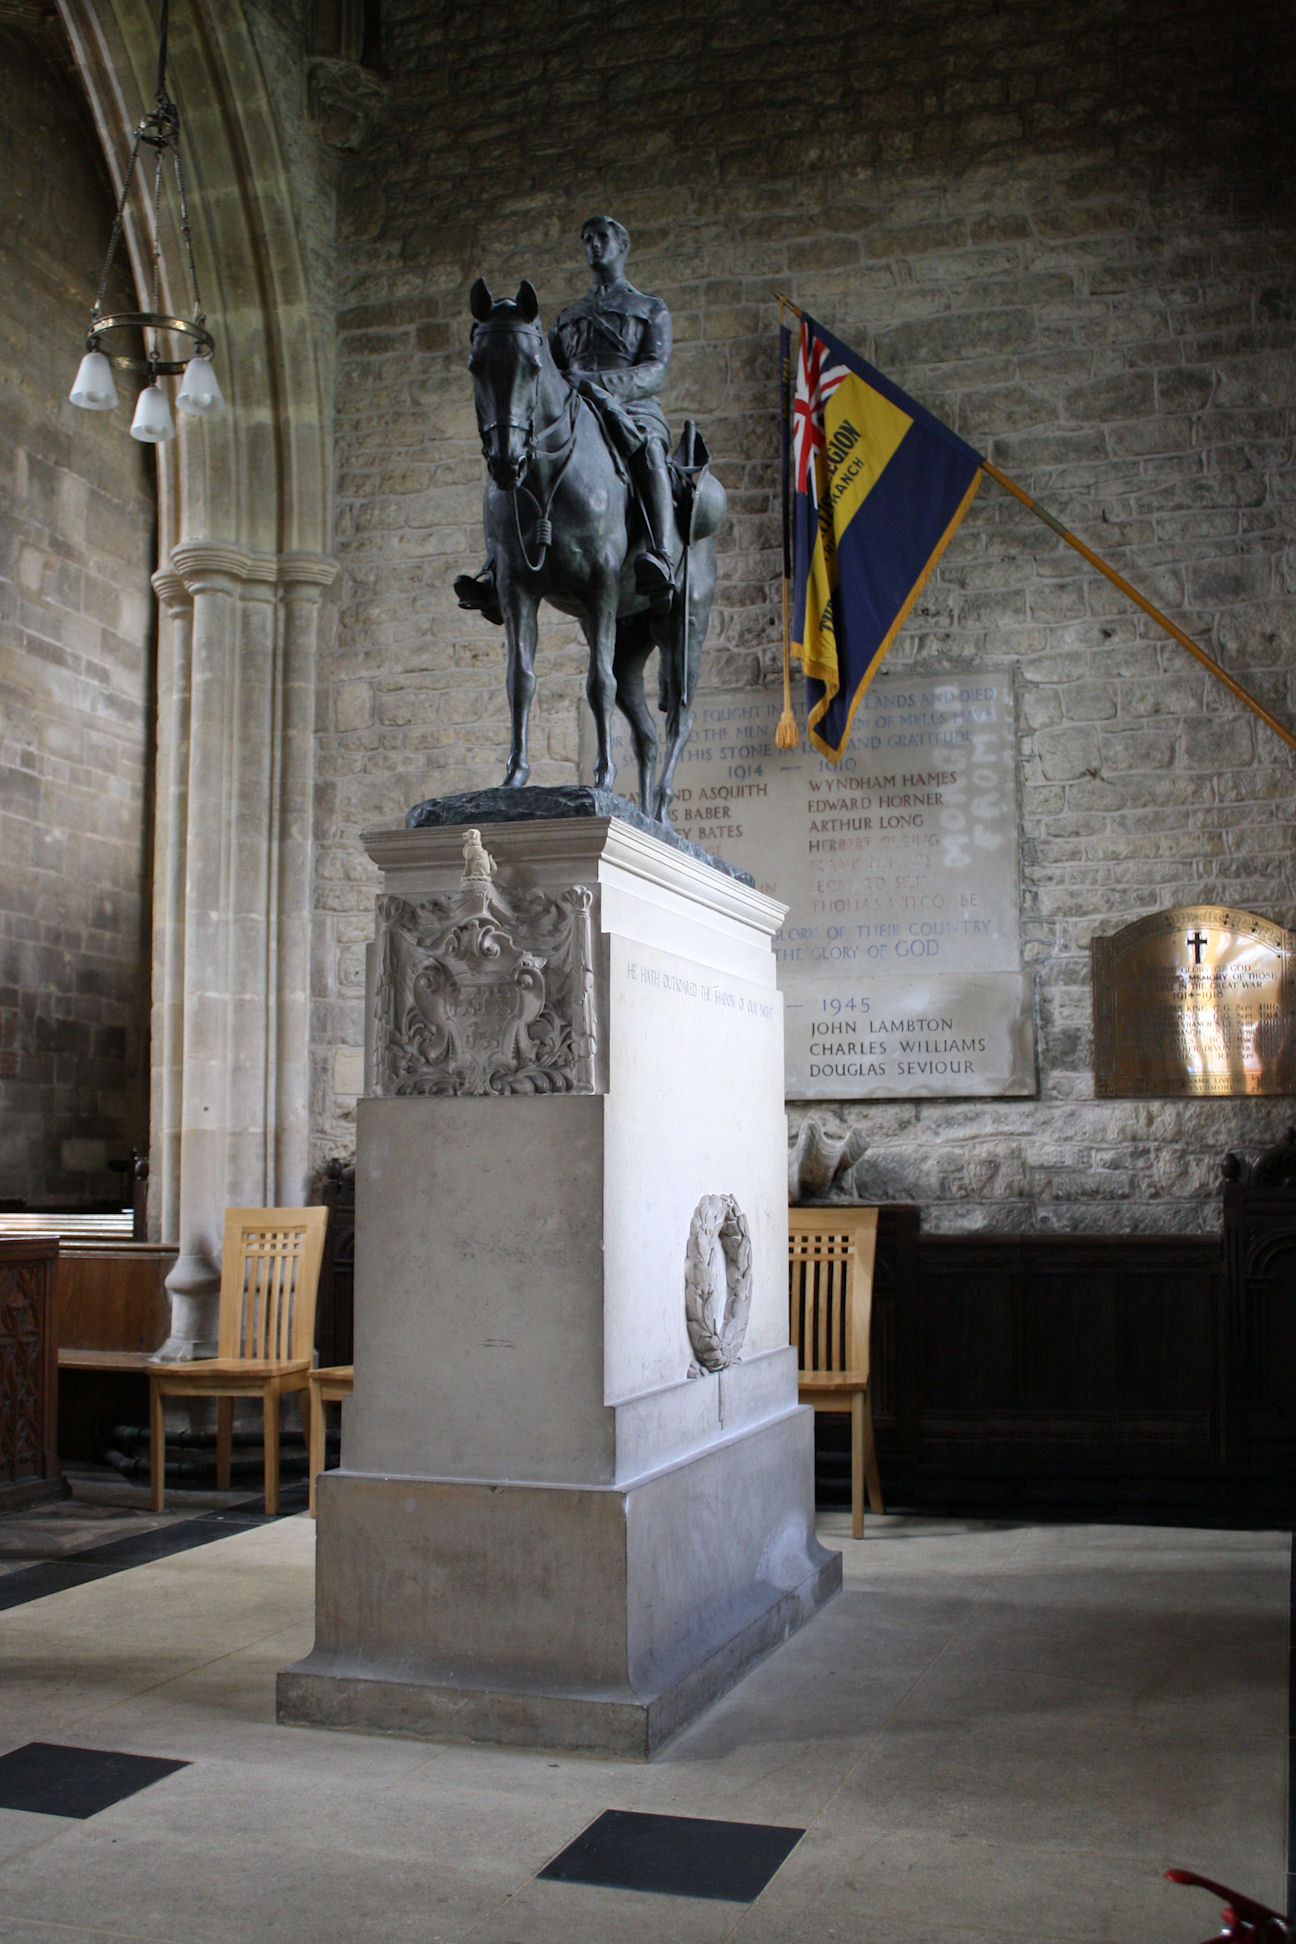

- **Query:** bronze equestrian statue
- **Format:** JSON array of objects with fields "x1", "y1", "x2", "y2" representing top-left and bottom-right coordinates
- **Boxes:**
[{"x1": 455, "y1": 217, "x2": 725, "y2": 826}]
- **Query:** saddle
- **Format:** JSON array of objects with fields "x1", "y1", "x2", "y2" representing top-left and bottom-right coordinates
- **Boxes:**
[
  {"x1": 454, "y1": 412, "x2": 723, "y2": 626},
  {"x1": 579, "y1": 388, "x2": 721, "y2": 546}
]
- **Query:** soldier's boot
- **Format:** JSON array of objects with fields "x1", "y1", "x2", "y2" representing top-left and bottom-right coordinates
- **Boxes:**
[
  {"x1": 454, "y1": 558, "x2": 503, "y2": 626},
  {"x1": 633, "y1": 444, "x2": 678, "y2": 599}
]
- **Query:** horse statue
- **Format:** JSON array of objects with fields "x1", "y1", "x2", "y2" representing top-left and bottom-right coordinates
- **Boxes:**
[{"x1": 459, "y1": 277, "x2": 725, "y2": 826}]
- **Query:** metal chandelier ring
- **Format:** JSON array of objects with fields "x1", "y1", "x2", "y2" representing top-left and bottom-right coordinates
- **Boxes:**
[{"x1": 87, "y1": 311, "x2": 215, "y2": 376}]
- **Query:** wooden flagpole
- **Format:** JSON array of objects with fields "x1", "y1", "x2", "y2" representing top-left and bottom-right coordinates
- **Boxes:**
[
  {"x1": 773, "y1": 290, "x2": 1296, "y2": 762},
  {"x1": 981, "y1": 462, "x2": 1296, "y2": 760}
]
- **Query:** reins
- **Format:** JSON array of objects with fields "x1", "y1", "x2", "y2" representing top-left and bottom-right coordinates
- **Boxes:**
[{"x1": 507, "y1": 386, "x2": 581, "y2": 574}]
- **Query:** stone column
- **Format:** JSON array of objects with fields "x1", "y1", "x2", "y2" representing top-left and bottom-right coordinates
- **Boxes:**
[
  {"x1": 158, "y1": 544, "x2": 247, "y2": 1355},
  {"x1": 150, "y1": 544, "x2": 337, "y2": 1359},
  {"x1": 276, "y1": 556, "x2": 339, "y2": 1200},
  {"x1": 149, "y1": 568, "x2": 192, "y2": 1251}
]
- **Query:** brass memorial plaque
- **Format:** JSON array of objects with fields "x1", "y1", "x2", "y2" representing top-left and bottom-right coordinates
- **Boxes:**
[{"x1": 1093, "y1": 906, "x2": 1296, "y2": 1097}]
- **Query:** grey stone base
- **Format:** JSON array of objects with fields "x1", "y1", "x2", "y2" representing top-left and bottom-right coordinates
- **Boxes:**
[
  {"x1": 277, "y1": 1550, "x2": 839, "y2": 1758},
  {"x1": 277, "y1": 1408, "x2": 840, "y2": 1757}
]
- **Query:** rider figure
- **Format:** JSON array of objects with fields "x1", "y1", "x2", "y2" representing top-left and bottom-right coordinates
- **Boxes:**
[
  {"x1": 456, "y1": 215, "x2": 677, "y2": 622},
  {"x1": 551, "y1": 216, "x2": 677, "y2": 600}
]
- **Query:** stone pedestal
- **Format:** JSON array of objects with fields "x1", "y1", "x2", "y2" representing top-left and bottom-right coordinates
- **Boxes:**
[{"x1": 278, "y1": 797, "x2": 839, "y2": 1755}]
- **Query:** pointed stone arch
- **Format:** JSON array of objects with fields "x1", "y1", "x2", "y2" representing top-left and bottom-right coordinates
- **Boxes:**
[{"x1": 56, "y1": 0, "x2": 338, "y2": 1348}]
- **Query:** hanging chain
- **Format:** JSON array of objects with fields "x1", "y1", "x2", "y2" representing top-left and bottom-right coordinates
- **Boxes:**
[
  {"x1": 148, "y1": 139, "x2": 165, "y2": 376},
  {"x1": 171, "y1": 144, "x2": 203, "y2": 325},
  {"x1": 89, "y1": 0, "x2": 206, "y2": 343},
  {"x1": 90, "y1": 125, "x2": 146, "y2": 331},
  {"x1": 154, "y1": 0, "x2": 170, "y2": 99}
]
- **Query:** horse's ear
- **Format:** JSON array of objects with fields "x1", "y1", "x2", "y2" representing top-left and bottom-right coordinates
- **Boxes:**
[
  {"x1": 515, "y1": 279, "x2": 540, "y2": 323},
  {"x1": 469, "y1": 278, "x2": 493, "y2": 322}
]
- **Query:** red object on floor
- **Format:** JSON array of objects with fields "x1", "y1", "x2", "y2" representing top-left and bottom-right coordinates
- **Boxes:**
[{"x1": 1166, "y1": 1869, "x2": 1291, "y2": 1941}]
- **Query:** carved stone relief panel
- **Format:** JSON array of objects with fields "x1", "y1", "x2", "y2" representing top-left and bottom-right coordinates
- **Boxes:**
[{"x1": 373, "y1": 833, "x2": 599, "y2": 1097}]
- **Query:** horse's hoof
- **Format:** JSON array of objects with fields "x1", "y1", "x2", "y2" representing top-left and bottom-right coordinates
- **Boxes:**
[{"x1": 502, "y1": 766, "x2": 530, "y2": 789}]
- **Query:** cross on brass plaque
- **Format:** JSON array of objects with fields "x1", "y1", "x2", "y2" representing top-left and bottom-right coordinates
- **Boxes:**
[{"x1": 1093, "y1": 905, "x2": 1296, "y2": 1098}]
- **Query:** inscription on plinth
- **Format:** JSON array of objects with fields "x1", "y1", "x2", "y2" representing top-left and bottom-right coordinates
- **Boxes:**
[
  {"x1": 592, "y1": 674, "x2": 1032, "y2": 1098},
  {"x1": 1093, "y1": 905, "x2": 1296, "y2": 1097}
]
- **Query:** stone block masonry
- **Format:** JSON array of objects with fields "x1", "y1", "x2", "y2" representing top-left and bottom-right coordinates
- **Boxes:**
[
  {"x1": 316, "y1": 0, "x2": 1296, "y2": 1231},
  {"x1": 0, "y1": 23, "x2": 156, "y2": 1207}
]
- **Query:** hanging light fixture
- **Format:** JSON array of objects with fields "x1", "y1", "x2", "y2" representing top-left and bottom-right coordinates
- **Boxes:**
[{"x1": 68, "y1": 0, "x2": 224, "y2": 441}]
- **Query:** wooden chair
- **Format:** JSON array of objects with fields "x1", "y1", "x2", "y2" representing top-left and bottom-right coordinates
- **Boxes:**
[
  {"x1": 307, "y1": 1363, "x2": 354, "y2": 1517},
  {"x1": 789, "y1": 1205, "x2": 883, "y2": 1539},
  {"x1": 149, "y1": 1206, "x2": 328, "y2": 1516}
]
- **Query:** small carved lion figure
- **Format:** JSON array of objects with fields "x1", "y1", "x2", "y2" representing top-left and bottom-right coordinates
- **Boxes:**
[{"x1": 461, "y1": 828, "x2": 497, "y2": 881}]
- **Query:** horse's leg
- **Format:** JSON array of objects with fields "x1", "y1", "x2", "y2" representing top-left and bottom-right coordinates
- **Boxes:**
[
  {"x1": 583, "y1": 573, "x2": 621, "y2": 792},
  {"x1": 653, "y1": 544, "x2": 711, "y2": 824},
  {"x1": 612, "y1": 613, "x2": 657, "y2": 817},
  {"x1": 502, "y1": 588, "x2": 538, "y2": 787}
]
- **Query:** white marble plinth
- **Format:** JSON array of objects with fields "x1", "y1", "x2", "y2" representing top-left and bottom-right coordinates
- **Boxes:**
[{"x1": 278, "y1": 810, "x2": 839, "y2": 1753}]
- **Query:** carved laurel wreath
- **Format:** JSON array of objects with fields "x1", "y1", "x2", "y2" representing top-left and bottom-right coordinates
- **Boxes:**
[{"x1": 684, "y1": 1193, "x2": 752, "y2": 1374}]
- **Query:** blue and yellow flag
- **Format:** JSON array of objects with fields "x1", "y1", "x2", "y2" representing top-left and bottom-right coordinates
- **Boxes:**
[{"x1": 783, "y1": 315, "x2": 984, "y2": 761}]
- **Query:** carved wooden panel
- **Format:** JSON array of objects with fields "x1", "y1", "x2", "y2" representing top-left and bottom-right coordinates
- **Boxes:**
[
  {"x1": 910, "y1": 1235, "x2": 1222, "y2": 1492},
  {"x1": 0, "y1": 1236, "x2": 60, "y2": 1502},
  {"x1": 316, "y1": 1161, "x2": 356, "y2": 1368},
  {"x1": 815, "y1": 1222, "x2": 1270, "y2": 1521},
  {"x1": 1223, "y1": 1159, "x2": 1296, "y2": 1486}
]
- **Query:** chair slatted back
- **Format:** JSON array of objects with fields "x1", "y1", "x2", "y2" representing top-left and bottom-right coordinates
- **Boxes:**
[
  {"x1": 217, "y1": 1207, "x2": 329, "y2": 1362},
  {"x1": 788, "y1": 1207, "x2": 879, "y2": 1382}
]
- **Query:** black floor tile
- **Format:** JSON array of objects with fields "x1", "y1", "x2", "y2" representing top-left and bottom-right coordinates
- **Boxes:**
[
  {"x1": 538, "y1": 1809, "x2": 804, "y2": 1903},
  {"x1": 0, "y1": 1743, "x2": 189, "y2": 1819},
  {"x1": 0, "y1": 1563, "x2": 116, "y2": 1612},
  {"x1": 0, "y1": 1486, "x2": 306, "y2": 1611}
]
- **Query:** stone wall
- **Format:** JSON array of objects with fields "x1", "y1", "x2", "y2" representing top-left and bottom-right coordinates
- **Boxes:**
[
  {"x1": 317, "y1": 0, "x2": 1296, "y2": 1230},
  {"x1": 0, "y1": 21, "x2": 155, "y2": 1207}
]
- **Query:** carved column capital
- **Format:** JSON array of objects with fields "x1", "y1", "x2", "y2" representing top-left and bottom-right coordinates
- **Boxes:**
[
  {"x1": 241, "y1": 554, "x2": 282, "y2": 604},
  {"x1": 151, "y1": 567, "x2": 191, "y2": 615},
  {"x1": 170, "y1": 541, "x2": 253, "y2": 594},
  {"x1": 280, "y1": 551, "x2": 341, "y2": 596}
]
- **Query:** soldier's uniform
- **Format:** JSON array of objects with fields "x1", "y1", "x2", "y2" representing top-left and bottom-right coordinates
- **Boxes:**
[
  {"x1": 550, "y1": 278, "x2": 678, "y2": 596},
  {"x1": 549, "y1": 281, "x2": 673, "y2": 453}
]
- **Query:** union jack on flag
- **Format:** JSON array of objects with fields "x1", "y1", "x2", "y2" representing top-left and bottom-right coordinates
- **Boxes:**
[
  {"x1": 792, "y1": 336, "x2": 850, "y2": 495},
  {"x1": 781, "y1": 314, "x2": 984, "y2": 761}
]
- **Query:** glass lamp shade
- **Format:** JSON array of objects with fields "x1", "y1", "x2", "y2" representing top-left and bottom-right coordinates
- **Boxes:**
[
  {"x1": 69, "y1": 350, "x2": 119, "y2": 411},
  {"x1": 175, "y1": 351, "x2": 224, "y2": 415},
  {"x1": 129, "y1": 382, "x2": 176, "y2": 443}
]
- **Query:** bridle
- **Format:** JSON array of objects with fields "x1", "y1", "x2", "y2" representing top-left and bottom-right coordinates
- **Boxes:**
[
  {"x1": 471, "y1": 314, "x2": 582, "y2": 573},
  {"x1": 471, "y1": 317, "x2": 545, "y2": 459}
]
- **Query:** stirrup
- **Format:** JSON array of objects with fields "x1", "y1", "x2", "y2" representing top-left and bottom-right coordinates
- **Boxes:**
[{"x1": 454, "y1": 569, "x2": 503, "y2": 627}]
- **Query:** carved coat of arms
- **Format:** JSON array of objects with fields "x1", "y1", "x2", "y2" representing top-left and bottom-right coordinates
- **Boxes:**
[{"x1": 373, "y1": 831, "x2": 598, "y2": 1096}]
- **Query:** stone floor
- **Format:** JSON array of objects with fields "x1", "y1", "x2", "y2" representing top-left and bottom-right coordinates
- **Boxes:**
[
  {"x1": 0, "y1": 1470, "x2": 260, "y2": 1581},
  {"x1": 0, "y1": 1477, "x2": 1288, "y2": 1943}
]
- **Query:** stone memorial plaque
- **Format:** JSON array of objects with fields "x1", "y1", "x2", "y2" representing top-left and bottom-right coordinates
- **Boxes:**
[
  {"x1": 1093, "y1": 905, "x2": 1296, "y2": 1097},
  {"x1": 588, "y1": 673, "x2": 1034, "y2": 1099}
]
